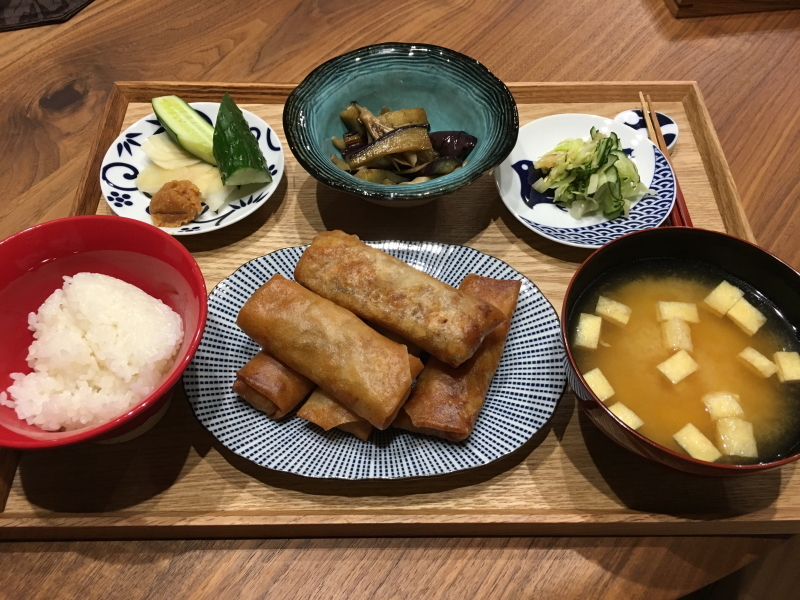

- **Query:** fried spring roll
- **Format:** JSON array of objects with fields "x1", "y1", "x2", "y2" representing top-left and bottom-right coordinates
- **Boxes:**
[
  {"x1": 232, "y1": 380, "x2": 282, "y2": 419},
  {"x1": 298, "y1": 355, "x2": 424, "y2": 441},
  {"x1": 233, "y1": 350, "x2": 314, "y2": 419},
  {"x1": 298, "y1": 389, "x2": 374, "y2": 441},
  {"x1": 396, "y1": 275, "x2": 521, "y2": 441},
  {"x1": 294, "y1": 230, "x2": 506, "y2": 367},
  {"x1": 236, "y1": 274, "x2": 412, "y2": 429},
  {"x1": 336, "y1": 421, "x2": 374, "y2": 441},
  {"x1": 369, "y1": 322, "x2": 422, "y2": 357}
]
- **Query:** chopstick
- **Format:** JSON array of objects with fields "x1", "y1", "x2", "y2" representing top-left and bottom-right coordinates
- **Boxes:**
[
  {"x1": 638, "y1": 92, "x2": 693, "y2": 228},
  {"x1": 638, "y1": 92, "x2": 659, "y2": 147}
]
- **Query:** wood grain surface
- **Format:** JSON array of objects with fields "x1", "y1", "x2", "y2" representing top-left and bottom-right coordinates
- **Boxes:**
[
  {"x1": 1, "y1": 0, "x2": 800, "y2": 597},
  {"x1": 702, "y1": 532, "x2": 800, "y2": 598},
  {"x1": 0, "y1": 536, "x2": 781, "y2": 600}
]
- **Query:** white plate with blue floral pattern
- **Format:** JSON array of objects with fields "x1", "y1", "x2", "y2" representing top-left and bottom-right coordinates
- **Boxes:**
[
  {"x1": 494, "y1": 114, "x2": 676, "y2": 249},
  {"x1": 99, "y1": 102, "x2": 284, "y2": 236},
  {"x1": 183, "y1": 241, "x2": 567, "y2": 480}
]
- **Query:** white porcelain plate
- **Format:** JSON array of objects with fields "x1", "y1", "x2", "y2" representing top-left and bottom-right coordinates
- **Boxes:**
[
  {"x1": 183, "y1": 241, "x2": 567, "y2": 480},
  {"x1": 99, "y1": 102, "x2": 285, "y2": 236},
  {"x1": 494, "y1": 114, "x2": 676, "y2": 249}
]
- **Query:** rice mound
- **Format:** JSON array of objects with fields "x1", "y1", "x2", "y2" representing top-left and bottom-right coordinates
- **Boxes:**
[{"x1": 0, "y1": 272, "x2": 184, "y2": 431}]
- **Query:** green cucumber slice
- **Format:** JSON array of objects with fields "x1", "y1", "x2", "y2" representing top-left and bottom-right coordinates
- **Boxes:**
[
  {"x1": 212, "y1": 93, "x2": 271, "y2": 186},
  {"x1": 151, "y1": 96, "x2": 216, "y2": 165}
]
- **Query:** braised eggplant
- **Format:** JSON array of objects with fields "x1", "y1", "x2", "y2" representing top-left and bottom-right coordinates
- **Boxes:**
[
  {"x1": 343, "y1": 132, "x2": 368, "y2": 157},
  {"x1": 347, "y1": 125, "x2": 432, "y2": 169},
  {"x1": 330, "y1": 101, "x2": 477, "y2": 185},
  {"x1": 376, "y1": 108, "x2": 428, "y2": 129},
  {"x1": 354, "y1": 168, "x2": 408, "y2": 184},
  {"x1": 419, "y1": 156, "x2": 463, "y2": 177},
  {"x1": 339, "y1": 102, "x2": 366, "y2": 138},
  {"x1": 330, "y1": 154, "x2": 351, "y2": 171},
  {"x1": 428, "y1": 131, "x2": 477, "y2": 160}
]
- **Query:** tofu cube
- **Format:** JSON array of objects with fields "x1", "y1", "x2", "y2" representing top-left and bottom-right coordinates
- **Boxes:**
[
  {"x1": 661, "y1": 317, "x2": 693, "y2": 352},
  {"x1": 575, "y1": 313, "x2": 602, "y2": 349},
  {"x1": 595, "y1": 296, "x2": 631, "y2": 327},
  {"x1": 608, "y1": 402, "x2": 644, "y2": 430},
  {"x1": 673, "y1": 423, "x2": 722, "y2": 462},
  {"x1": 656, "y1": 350, "x2": 699, "y2": 384},
  {"x1": 716, "y1": 417, "x2": 758, "y2": 458},
  {"x1": 774, "y1": 351, "x2": 800, "y2": 382},
  {"x1": 726, "y1": 297, "x2": 766, "y2": 336},
  {"x1": 702, "y1": 391, "x2": 744, "y2": 420},
  {"x1": 738, "y1": 347, "x2": 777, "y2": 378},
  {"x1": 657, "y1": 301, "x2": 700, "y2": 323},
  {"x1": 703, "y1": 281, "x2": 745, "y2": 317},
  {"x1": 583, "y1": 368, "x2": 615, "y2": 401}
]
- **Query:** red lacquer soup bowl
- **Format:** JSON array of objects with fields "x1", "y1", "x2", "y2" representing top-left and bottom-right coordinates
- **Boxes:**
[{"x1": 562, "y1": 226, "x2": 800, "y2": 476}]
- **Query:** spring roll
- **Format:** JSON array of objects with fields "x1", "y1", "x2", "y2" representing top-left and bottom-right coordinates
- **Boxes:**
[
  {"x1": 232, "y1": 380, "x2": 284, "y2": 420},
  {"x1": 232, "y1": 350, "x2": 315, "y2": 419},
  {"x1": 298, "y1": 388, "x2": 374, "y2": 441},
  {"x1": 294, "y1": 230, "x2": 506, "y2": 367},
  {"x1": 369, "y1": 322, "x2": 422, "y2": 357},
  {"x1": 396, "y1": 275, "x2": 521, "y2": 441},
  {"x1": 298, "y1": 355, "x2": 424, "y2": 441},
  {"x1": 236, "y1": 274, "x2": 412, "y2": 429}
]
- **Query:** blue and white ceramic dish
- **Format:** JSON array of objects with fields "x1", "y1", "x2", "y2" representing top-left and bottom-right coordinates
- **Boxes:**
[
  {"x1": 494, "y1": 114, "x2": 676, "y2": 249},
  {"x1": 283, "y1": 42, "x2": 518, "y2": 207},
  {"x1": 614, "y1": 109, "x2": 678, "y2": 152},
  {"x1": 183, "y1": 242, "x2": 567, "y2": 480},
  {"x1": 100, "y1": 102, "x2": 284, "y2": 236}
]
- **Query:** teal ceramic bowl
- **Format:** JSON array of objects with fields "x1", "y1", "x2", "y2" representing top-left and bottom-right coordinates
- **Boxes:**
[{"x1": 283, "y1": 43, "x2": 518, "y2": 206}]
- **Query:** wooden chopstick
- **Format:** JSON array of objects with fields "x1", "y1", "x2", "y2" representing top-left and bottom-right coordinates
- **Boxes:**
[
  {"x1": 639, "y1": 92, "x2": 693, "y2": 228},
  {"x1": 647, "y1": 95, "x2": 693, "y2": 228},
  {"x1": 638, "y1": 92, "x2": 658, "y2": 145},
  {"x1": 646, "y1": 95, "x2": 671, "y2": 157}
]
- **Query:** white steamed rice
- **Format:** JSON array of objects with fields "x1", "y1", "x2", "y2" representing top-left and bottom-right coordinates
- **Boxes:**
[{"x1": 0, "y1": 272, "x2": 183, "y2": 431}]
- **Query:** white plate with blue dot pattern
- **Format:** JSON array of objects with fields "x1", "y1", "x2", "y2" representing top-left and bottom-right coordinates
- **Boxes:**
[
  {"x1": 183, "y1": 241, "x2": 567, "y2": 480},
  {"x1": 99, "y1": 102, "x2": 284, "y2": 236},
  {"x1": 494, "y1": 114, "x2": 676, "y2": 249}
]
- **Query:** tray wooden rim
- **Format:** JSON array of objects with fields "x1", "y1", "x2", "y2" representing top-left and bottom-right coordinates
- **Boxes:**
[
  {"x1": 0, "y1": 80, "x2": 767, "y2": 540},
  {"x1": 3, "y1": 512, "x2": 800, "y2": 541}
]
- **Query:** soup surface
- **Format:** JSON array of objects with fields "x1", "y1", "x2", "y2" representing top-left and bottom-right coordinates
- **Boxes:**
[{"x1": 571, "y1": 259, "x2": 800, "y2": 465}]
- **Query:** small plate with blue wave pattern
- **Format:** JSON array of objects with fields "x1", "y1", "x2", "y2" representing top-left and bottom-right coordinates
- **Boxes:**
[
  {"x1": 494, "y1": 114, "x2": 676, "y2": 249},
  {"x1": 99, "y1": 102, "x2": 284, "y2": 236},
  {"x1": 183, "y1": 241, "x2": 567, "y2": 480}
]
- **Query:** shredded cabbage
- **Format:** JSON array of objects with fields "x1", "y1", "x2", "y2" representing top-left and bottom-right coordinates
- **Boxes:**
[{"x1": 533, "y1": 127, "x2": 651, "y2": 219}]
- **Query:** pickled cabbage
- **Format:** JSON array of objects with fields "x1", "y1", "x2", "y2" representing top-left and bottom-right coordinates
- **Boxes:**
[{"x1": 533, "y1": 127, "x2": 651, "y2": 219}]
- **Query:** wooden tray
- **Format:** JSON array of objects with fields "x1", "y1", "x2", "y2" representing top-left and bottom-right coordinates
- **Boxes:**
[{"x1": 4, "y1": 81, "x2": 797, "y2": 541}]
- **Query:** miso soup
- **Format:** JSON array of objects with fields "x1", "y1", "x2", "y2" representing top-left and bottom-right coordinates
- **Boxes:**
[{"x1": 570, "y1": 259, "x2": 800, "y2": 465}]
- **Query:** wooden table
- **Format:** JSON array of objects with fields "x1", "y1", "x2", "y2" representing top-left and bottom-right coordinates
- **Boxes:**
[{"x1": 1, "y1": 1, "x2": 799, "y2": 598}]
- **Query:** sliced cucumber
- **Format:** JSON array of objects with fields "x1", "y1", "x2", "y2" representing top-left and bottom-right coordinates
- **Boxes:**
[
  {"x1": 213, "y1": 93, "x2": 271, "y2": 186},
  {"x1": 151, "y1": 96, "x2": 216, "y2": 165}
]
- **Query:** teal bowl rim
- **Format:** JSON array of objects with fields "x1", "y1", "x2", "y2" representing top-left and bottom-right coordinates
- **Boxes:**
[{"x1": 283, "y1": 42, "x2": 519, "y2": 202}]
